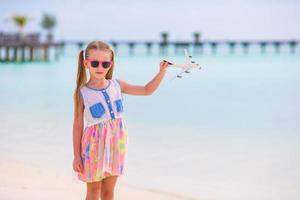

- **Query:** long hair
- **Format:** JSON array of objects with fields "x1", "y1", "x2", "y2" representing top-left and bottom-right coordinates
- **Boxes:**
[{"x1": 73, "y1": 41, "x2": 116, "y2": 116}]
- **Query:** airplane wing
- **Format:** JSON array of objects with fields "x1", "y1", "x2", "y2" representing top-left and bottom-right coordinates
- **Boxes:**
[{"x1": 171, "y1": 68, "x2": 188, "y2": 80}]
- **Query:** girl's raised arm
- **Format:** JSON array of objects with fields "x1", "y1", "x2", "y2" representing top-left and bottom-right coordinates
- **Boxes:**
[{"x1": 117, "y1": 60, "x2": 169, "y2": 96}]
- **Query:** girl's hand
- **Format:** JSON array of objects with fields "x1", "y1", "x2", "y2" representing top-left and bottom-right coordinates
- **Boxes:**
[
  {"x1": 159, "y1": 60, "x2": 169, "y2": 73},
  {"x1": 73, "y1": 156, "x2": 83, "y2": 173}
]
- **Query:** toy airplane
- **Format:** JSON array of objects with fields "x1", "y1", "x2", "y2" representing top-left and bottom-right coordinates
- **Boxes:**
[{"x1": 164, "y1": 48, "x2": 201, "y2": 79}]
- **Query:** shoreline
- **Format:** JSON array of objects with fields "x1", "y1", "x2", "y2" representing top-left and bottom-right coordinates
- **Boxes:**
[{"x1": 0, "y1": 159, "x2": 198, "y2": 200}]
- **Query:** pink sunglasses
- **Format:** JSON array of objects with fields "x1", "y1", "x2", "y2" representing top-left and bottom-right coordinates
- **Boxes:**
[{"x1": 86, "y1": 59, "x2": 113, "y2": 69}]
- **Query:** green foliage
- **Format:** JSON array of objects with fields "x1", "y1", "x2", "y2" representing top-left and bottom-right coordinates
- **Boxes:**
[
  {"x1": 41, "y1": 14, "x2": 56, "y2": 31},
  {"x1": 12, "y1": 15, "x2": 27, "y2": 28}
]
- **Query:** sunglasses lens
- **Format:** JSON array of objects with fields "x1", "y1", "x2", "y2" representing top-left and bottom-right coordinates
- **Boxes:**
[
  {"x1": 91, "y1": 61, "x2": 99, "y2": 68},
  {"x1": 102, "y1": 61, "x2": 111, "y2": 69}
]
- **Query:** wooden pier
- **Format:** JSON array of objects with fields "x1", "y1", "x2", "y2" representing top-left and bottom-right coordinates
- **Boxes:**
[
  {"x1": 1, "y1": 31, "x2": 299, "y2": 62},
  {"x1": 0, "y1": 32, "x2": 62, "y2": 62}
]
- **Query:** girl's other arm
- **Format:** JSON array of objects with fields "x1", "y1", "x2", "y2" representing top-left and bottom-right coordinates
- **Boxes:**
[
  {"x1": 72, "y1": 96, "x2": 84, "y2": 173},
  {"x1": 118, "y1": 60, "x2": 169, "y2": 96}
]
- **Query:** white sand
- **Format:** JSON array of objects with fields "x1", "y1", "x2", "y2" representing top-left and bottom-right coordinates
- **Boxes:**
[{"x1": 0, "y1": 159, "x2": 197, "y2": 200}]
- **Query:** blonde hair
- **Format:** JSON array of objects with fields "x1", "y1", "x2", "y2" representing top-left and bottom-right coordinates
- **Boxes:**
[{"x1": 73, "y1": 41, "x2": 115, "y2": 116}]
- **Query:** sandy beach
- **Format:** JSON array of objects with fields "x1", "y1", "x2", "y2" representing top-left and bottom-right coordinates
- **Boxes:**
[{"x1": 0, "y1": 159, "x2": 197, "y2": 200}]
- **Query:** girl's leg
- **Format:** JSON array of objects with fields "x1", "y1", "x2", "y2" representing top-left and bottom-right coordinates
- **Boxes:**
[
  {"x1": 100, "y1": 175, "x2": 118, "y2": 200},
  {"x1": 86, "y1": 181, "x2": 102, "y2": 200}
]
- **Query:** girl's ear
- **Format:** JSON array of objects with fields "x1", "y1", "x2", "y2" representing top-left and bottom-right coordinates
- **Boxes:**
[{"x1": 83, "y1": 60, "x2": 88, "y2": 69}]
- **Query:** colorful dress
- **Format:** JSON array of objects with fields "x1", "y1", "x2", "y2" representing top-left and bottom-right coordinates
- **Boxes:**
[{"x1": 77, "y1": 79, "x2": 128, "y2": 182}]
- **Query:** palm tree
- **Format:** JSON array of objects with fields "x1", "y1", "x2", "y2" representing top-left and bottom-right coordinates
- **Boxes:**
[
  {"x1": 159, "y1": 32, "x2": 169, "y2": 55},
  {"x1": 193, "y1": 32, "x2": 201, "y2": 44},
  {"x1": 12, "y1": 15, "x2": 28, "y2": 36},
  {"x1": 160, "y1": 32, "x2": 169, "y2": 44},
  {"x1": 41, "y1": 14, "x2": 56, "y2": 43}
]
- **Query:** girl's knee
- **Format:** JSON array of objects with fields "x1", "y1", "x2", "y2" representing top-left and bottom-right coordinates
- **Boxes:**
[
  {"x1": 86, "y1": 189, "x2": 101, "y2": 200},
  {"x1": 101, "y1": 186, "x2": 115, "y2": 199},
  {"x1": 86, "y1": 181, "x2": 102, "y2": 200},
  {"x1": 86, "y1": 193, "x2": 100, "y2": 200},
  {"x1": 100, "y1": 175, "x2": 118, "y2": 199},
  {"x1": 101, "y1": 190, "x2": 114, "y2": 200}
]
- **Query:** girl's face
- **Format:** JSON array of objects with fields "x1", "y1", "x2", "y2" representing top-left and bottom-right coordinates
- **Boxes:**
[{"x1": 84, "y1": 49, "x2": 112, "y2": 79}]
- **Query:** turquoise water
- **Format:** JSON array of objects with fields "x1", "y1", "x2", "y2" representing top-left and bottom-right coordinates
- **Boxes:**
[{"x1": 1, "y1": 44, "x2": 300, "y2": 200}]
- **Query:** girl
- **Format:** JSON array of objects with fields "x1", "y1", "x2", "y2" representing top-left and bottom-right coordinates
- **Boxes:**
[{"x1": 72, "y1": 40, "x2": 169, "y2": 200}]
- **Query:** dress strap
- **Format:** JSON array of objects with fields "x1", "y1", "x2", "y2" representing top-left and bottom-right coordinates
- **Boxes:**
[{"x1": 112, "y1": 79, "x2": 123, "y2": 100}]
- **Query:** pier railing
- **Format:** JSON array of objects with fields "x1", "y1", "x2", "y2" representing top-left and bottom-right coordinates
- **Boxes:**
[{"x1": 70, "y1": 39, "x2": 299, "y2": 55}]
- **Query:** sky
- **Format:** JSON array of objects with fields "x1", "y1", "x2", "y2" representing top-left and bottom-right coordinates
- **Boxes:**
[{"x1": 0, "y1": 0, "x2": 299, "y2": 41}]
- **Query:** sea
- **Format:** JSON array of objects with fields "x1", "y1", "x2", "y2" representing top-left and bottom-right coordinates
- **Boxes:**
[{"x1": 0, "y1": 43, "x2": 299, "y2": 200}]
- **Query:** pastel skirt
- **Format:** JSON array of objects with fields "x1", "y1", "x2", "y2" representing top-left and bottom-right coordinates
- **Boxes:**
[{"x1": 77, "y1": 117, "x2": 128, "y2": 182}]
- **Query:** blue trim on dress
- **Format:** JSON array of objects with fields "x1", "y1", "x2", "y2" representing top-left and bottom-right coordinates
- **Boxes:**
[
  {"x1": 100, "y1": 86, "x2": 115, "y2": 119},
  {"x1": 84, "y1": 80, "x2": 111, "y2": 91}
]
